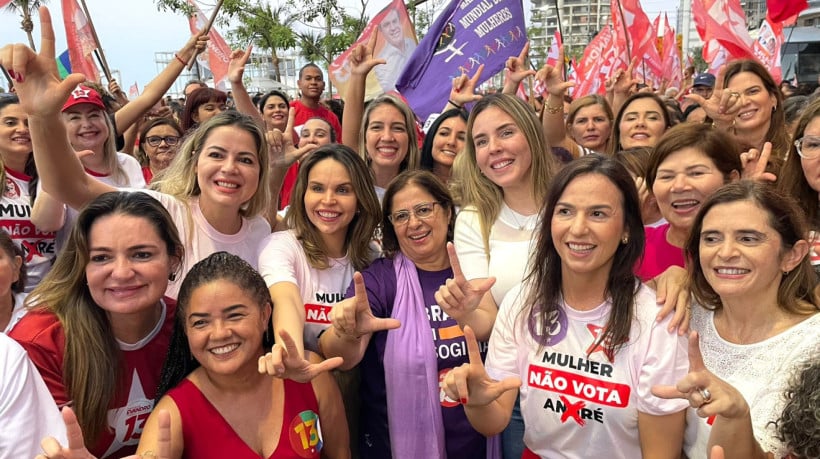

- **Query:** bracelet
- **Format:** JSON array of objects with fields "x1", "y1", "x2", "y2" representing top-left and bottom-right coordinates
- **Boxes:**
[
  {"x1": 174, "y1": 53, "x2": 186, "y2": 65},
  {"x1": 448, "y1": 99, "x2": 463, "y2": 109},
  {"x1": 544, "y1": 103, "x2": 562, "y2": 114}
]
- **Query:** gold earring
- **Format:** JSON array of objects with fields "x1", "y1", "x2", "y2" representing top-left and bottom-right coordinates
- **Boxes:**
[{"x1": 621, "y1": 236, "x2": 629, "y2": 244}]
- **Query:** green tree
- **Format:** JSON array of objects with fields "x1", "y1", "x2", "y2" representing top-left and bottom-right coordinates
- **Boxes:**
[
  {"x1": 691, "y1": 47, "x2": 707, "y2": 73},
  {"x1": 4, "y1": 0, "x2": 46, "y2": 50},
  {"x1": 226, "y1": 3, "x2": 297, "y2": 82}
]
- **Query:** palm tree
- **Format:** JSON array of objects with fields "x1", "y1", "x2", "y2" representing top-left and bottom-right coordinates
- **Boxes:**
[
  {"x1": 231, "y1": 3, "x2": 297, "y2": 83},
  {"x1": 5, "y1": 0, "x2": 45, "y2": 50}
]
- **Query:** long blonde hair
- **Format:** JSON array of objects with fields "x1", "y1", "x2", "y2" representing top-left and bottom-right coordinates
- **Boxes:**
[
  {"x1": 26, "y1": 192, "x2": 184, "y2": 444},
  {"x1": 452, "y1": 94, "x2": 557, "y2": 253},
  {"x1": 151, "y1": 111, "x2": 270, "y2": 218}
]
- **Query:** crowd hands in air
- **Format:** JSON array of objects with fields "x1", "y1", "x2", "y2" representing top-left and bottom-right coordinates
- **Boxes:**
[{"x1": 1, "y1": 5, "x2": 819, "y2": 459}]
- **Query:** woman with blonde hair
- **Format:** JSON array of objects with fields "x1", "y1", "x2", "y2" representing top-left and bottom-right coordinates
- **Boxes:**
[{"x1": 437, "y1": 92, "x2": 557, "y2": 459}]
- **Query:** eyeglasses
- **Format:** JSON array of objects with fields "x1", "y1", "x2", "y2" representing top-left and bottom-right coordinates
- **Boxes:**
[
  {"x1": 794, "y1": 135, "x2": 820, "y2": 160},
  {"x1": 145, "y1": 135, "x2": 180, "y2": 147},
  {"x1": 388, "y1": 202, "x2": 440, "y2": 225}
]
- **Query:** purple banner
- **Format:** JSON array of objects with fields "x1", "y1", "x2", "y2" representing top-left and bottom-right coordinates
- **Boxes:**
[{"x1": 396, "y1": 0, "x2": 526, "y2": 121}]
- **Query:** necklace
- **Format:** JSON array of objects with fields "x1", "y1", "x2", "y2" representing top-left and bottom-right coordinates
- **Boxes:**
[{"x1": 507, "y1": 207, "x2": 532, "y2": 232}]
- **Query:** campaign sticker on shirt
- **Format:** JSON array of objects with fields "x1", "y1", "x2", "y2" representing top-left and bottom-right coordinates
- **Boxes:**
[
  {"x1": 3, "y1": 177, "x2": 20, "y2": 199},
  {"x1": 288, "y1": 410, "x2": 323, "y2": 458},
  {"x1": 439, "y1": 368, "x2": 459, "y2": 408}
]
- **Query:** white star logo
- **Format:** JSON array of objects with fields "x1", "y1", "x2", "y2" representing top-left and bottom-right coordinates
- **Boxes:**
[{"x1": 70, "y1": 85, "x2": 91, "y2": 100}]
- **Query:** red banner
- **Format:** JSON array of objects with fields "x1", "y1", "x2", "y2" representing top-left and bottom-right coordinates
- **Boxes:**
[
  {"x1": 752, "y1": 18, "x2": 784, "y2": 82},
  {"x1": 661, "y1": 14, "x2": 682, "y2": 90},
  {"x1": 575, "y1": 26, "x2": 614, "y2": 97},
  {"x1": 61, "y1": 0, "x2": 99, "y2": 81},
  {"x1": 693, "y1": 0, "x2": 755, "y2": 68},
  {"x1": 187, "y1": 0, "x2": 231, "y2": 90}
]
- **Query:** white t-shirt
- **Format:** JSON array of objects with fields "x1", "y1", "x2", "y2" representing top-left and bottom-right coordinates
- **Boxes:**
[
  {"x1": 685, "y1": 307, "x2": 820, "y2": 459},
  {"x1": 454, "y1": 204, "x2": 539, "y2": 306},
  {"x1": 3, "y1": 292, "x2": 28, "y2": 334},
  {"x1": 1, "y1": 168, "x2": 56, "y2": 292},
  {"x1": 486, "y1": 282, "x2": 689, "y2": 458},
  {"x1": 0, "y1": 333, "x2": 67, "y2": 458},
  {"x1": 258, "y1": 230, "x2": 354, "y2": 353},
  {"x1": 140, "y1": 192, "x2": 271, "y2": 299}
]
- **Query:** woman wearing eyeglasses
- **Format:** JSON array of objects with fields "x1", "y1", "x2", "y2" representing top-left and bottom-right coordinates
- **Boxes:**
[
  {"x1": 136, "y1": 117, "x2": 183, "y2": 184},
  {"x1": 320, "y1": 170, "x2": 490, "y2": 459},
  {"x1": 778, "y1": 98, "x2": 820, "y2": 277}
]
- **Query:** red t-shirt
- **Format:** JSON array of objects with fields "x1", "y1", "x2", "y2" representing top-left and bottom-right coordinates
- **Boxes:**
[
  {"x1": 281, "y1": 101, "x2": 344, "y2": 210},
  {"x1": 9, "y1": 299, "x2": 176, "y2": 458}
]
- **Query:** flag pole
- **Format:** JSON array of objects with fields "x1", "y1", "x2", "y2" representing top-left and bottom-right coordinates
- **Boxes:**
[
  {"x1": 552, "y1": 0, "x2": 566, "y2": 80},
  {"x1": 78, "y1": 0, "x2": 113, "y2": 82},
  {"x1": 187, "y1": 0, "x2": 226, "y2": 70}
]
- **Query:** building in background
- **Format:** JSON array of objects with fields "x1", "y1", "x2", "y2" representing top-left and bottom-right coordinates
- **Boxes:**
[
  {"x1": 156, "y1": 50, "x2": 300, "y2": 99},
  {"x1": 529, "y1": 0, "x2": 611, "y2": 64}
]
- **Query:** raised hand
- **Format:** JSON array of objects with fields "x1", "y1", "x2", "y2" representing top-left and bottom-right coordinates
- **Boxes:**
[
  {"x1": 349, "y1": 29, "x2": 386, "y2": 77},
  {"x1": 177, "y1": 30, "x2": 209, "y2": 63},
  {"x1": 684, "y1": 65, "x2": 740, "y2": 128},
  {"x1": 442, "y1": 326, "x2": 521, "y2": 406},
  {"x1": 435, "y1": 243, "x2": 496, "y2": 322},
  {"x1": 330, "y1": 272, "x2": 401, "y2": 341},
  {"x1": 258, "y1": 329, "x2": 344, "y2": 383},
  {"x1": 267, "y1": 107, "x2": 317, "y2": 168},
  {"x1": 0, "y1": 7, "x2": 86, "y2": 118},
  {"x1": 535, "y1": 44, "x2": 574, "y2": 98},
  {"x1": 228, "y1": 46, "x2": 252, "y2": 85},
  {"x1": 740, "y1": 142, "x2": 777, "y2": 183},
  {"x1": 36, "y1": 407, "x2": 172, "y2": 459},
  {"x1": 503, "y1": 41, "x2": 536, "y2": 89},
  {"x1": 651, "y1": 332, "x2": 747, "y2": 418},
  {"x1": 450, "y1": 64, "x2": 484, "y2": 107},
  {"x1": 611, "y1": 58, "x2": 637, "y2": 95}
]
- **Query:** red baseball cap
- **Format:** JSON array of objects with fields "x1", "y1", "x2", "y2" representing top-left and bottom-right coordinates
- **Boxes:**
[{"x1": 62, "y1": 85, "x2": 106, "y2": 112}]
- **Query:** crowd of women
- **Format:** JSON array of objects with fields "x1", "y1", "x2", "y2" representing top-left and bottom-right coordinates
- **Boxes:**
[{"x1": 0, "y1": 6, "x2": 818, "y2": 459}]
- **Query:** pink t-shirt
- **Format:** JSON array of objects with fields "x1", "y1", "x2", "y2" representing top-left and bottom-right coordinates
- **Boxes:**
[{"x1": 635, "y1": 224, "x2": 686, "y2": 282}]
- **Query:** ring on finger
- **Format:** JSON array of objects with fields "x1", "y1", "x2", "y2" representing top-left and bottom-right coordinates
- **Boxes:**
[
  {"x1": 697, "y1": 387, "x2": 712, "y2": 403},
  {"x1": 728, "y1": 91, "x2": 740, "y2": 98}
]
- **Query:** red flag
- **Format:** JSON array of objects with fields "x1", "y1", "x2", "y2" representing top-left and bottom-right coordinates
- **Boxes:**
[
  {"x1": 128, "y1": 82, "x2": 139, "y2": 99},
  {"x1": 576, "y1": 26, "x2": 614, "y2": 97},
  {"x1": 609, "y1": 0, "x2": 631, "y2": 75},
  {"x1": 330, "y1": 0, "x2": 416, "y2": 99},
  {"x1": 752, "y1": 18, "x2": 784, "y2": 82},
  {"x1": 0, "y1": 0, "x2": 12, "y2": 8},
  {"x1": 618, "y1": 0, "x2": 663, "y2": 87},
  {"x1": 693, "y1": 0, "x2": 755, "y2": 67},
  {"x1": 767, "y1": 0, "x2": 808, "y2": 24},
  {"x1": 187, "y1": 0, "x2": 231, "y2": 90},
  {"x1": 61, "y1": 0, "x2": 99, "y2": 81},
  {"x1": 545, "y1": 30, "x2": 563, "y2": 69},
  {"x1": 661, "y1": 14, "x2": 682, "y2": 90}
]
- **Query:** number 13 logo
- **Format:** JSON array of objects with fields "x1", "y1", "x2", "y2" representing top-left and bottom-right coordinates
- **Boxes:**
[{"x1": 288, "y1": 410, "x2": 323, "y2": 458}]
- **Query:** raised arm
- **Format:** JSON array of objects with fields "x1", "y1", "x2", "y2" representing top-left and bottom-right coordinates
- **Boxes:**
[
  {"x1": 228, "y1": 46, "x2": 264, "y2": 127},
  {"x1": 435, "y1": 243, "x2": 498, "y2": 341},
  {"x1": 0, "y1": 6, "x2": 115, "y2": 210},
  {"x1": 341, "y1": 31, "x2": 386, "y2": 151},
  {"x1": 537, "y1": 45, "x2": 576, "y2": 152},
  {"x1": 500, "y1": 42, "x2": 535, "y2": 95},
  {"x1": 113, "y1": 32, "x2": 208, "y2": 134},
  {"x1": 443, "y1": 64, "x2": 484, "y2": 113}
]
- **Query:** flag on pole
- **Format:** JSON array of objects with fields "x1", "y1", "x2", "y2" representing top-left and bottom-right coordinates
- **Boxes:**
[
  {"x1": 618, "y1": 0, "x2": 663, "y2": 87},
  {"x1": 186, "y1": 0, "x2": 231, "y2": 90},
  {"x1": 752, "y1": 18, "x2": 784, "y2": 82},
  {"x1": 329, "y1": 0, "x2": 416, "y2": 99},
  {"x1": 609, "y1": 0, "x2": 631, "y2": 76},
  {"x1": 693, "y1": 0, "x2": 755, "y2": 69},
  {"x1": 128, "y1": 82, "x2": 140, "y2": 99},
  {"x1": 61, "y1": 0, "x2": 99, "y2": 81},
  {"x1": 661, "y1": 14, "x2": 682, "y2": 90},
  {"x1": 766, "y1": 0, "x2": 808, "y2": 24},
  {"x1": 395, "y1": 0, "x2": 527, "y2": 121},
  {"x1": 575, "y1": 25, "x2": 615, "y2": 96},
  {"x1": 545, "y1": 30, "x2": 563, "y2": 68}
]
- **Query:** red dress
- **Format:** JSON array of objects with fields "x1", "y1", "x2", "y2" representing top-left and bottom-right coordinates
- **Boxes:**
[{"x1": 167, "y1": 378, "x2": 324, "y2": 458}]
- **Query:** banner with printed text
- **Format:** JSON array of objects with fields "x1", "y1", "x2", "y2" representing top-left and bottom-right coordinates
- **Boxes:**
[{"x1": 396, "y1": 0, "x2": 527, "y2": 121}]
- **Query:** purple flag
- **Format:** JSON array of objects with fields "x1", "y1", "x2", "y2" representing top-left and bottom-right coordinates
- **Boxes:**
[{"x1": 395, "y1": 0, "x2": 526, "y2": 121}]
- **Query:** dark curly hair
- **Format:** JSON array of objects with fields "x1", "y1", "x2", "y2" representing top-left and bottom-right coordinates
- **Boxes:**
[{"x1": 775, "y1": 355, "x2": 820, "y2": 459}]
